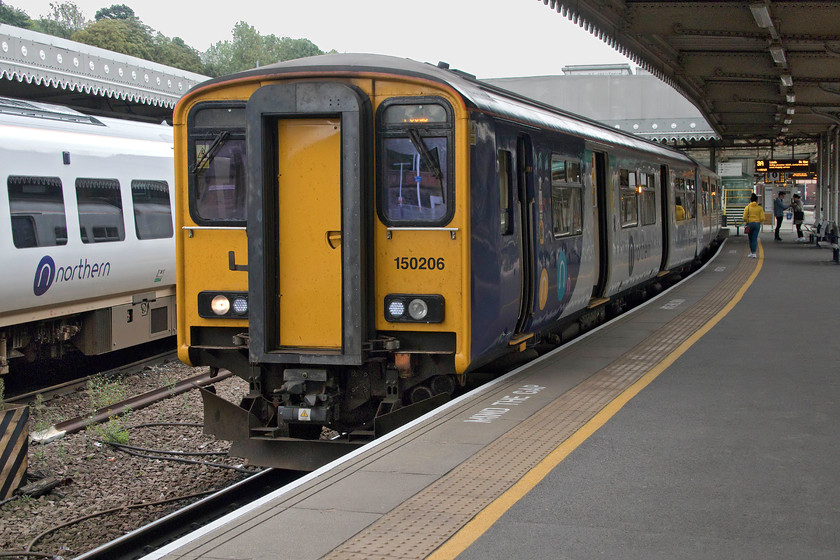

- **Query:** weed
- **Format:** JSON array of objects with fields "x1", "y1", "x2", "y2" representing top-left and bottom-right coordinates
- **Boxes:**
[
  {"x1": 31, "y1": 394, "x2": 55, "y2": 433},
  {"x1": 86, "y1": 374, "x2": 128, "y2": 410}
]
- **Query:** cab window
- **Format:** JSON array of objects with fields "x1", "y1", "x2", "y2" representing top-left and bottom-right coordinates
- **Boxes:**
[
  {"x1": 187, "y1": 104, "x2": 247, "y2": 224},
  {"x1": 377, "y1": 98, "x2": 454, "y2": 226}
]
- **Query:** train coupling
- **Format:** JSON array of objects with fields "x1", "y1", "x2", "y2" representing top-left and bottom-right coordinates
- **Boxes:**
[{"x1": 276, "y1": 368, "x2": 332, "y2": 424}]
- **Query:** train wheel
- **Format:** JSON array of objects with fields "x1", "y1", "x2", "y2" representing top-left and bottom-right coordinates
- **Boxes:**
[
  {"x1": 430, "y1": 374, "x2": 456, "y2": 396},
  {"x1": 409, "y1": 385, "x2": 434, "y2": 403}
]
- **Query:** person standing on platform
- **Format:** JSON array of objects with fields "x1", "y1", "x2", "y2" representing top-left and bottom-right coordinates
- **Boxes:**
[
  {"x1": 773, "y1": 191, "x2": 789, "y2": 240},
  {"x1": 791, "y1": 193, "x2": 805, "y2": 242},
  {"x1": 743, "y1": 193, "x2": 763, "y2": 258}
]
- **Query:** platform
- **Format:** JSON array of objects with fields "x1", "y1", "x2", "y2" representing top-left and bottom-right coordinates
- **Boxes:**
[{"x1": 144, "y1": 229, "x2": 840, "y2": 560}]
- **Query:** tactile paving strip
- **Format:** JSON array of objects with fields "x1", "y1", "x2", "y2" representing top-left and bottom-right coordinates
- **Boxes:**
[{"x1": 326, "y1": 250, "x2": 757, "y2": 559}]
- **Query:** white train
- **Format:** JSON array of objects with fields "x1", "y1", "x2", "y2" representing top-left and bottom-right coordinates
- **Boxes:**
[{"x1": 0, "y1": 97, "x2": 176, "y2": 375}]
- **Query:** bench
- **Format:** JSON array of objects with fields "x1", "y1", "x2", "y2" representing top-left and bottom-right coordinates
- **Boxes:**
[{"x1": 724, "y1": 206, "x2": 747, "y2": 235}]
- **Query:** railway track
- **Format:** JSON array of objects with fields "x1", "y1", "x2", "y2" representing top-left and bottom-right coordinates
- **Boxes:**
[
  {"x1": 31, "y1": 368, "x2": 233, "y2": 442},
  {"x1": 74, "y1": 468, "x2": 301, "y2": 560}
]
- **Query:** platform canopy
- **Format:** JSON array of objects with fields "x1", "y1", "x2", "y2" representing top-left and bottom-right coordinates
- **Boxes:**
[
  {"x1": 539, "y1": 1, "x2": 840, "y2": 147},
  {"x1": 0, "y1": 24, "x2": 208, "y2": 122}
]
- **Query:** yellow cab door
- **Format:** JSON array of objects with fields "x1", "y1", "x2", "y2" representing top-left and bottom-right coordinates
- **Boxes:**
[
  {"x1": 246, "y1": 82, "x2": 370, "y2": 366},
  {"x1": 276, "y1": 118, "x2": 342, "y2": 347}
]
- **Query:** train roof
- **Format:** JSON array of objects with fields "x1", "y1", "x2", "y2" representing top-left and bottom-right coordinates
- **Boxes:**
[
  {"x1": 192, "y1": 53, "x2": 700, "y2": 167},
  {"x1": 0, "y1": 96, "x2": 172, "y2": 143}
]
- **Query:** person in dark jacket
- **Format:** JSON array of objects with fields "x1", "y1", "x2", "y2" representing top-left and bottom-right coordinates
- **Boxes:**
[
  {"x1": 773, "y1": 191, "x2": 790, "y2": 240},
  {"x1": 791, "y1": 193, "x2": 805, "y2": 242}
]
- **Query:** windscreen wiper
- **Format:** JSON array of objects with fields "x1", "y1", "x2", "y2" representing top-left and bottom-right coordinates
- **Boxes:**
[
  {"x1": 408, "y1": 129, "x2": 443, "y2": 181},
  {"x1": 190, "y1": 131, "x2": 230, "y2": 174}
]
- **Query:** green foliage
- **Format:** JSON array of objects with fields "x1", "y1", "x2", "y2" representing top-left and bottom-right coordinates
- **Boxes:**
[
  {"x1": 203, "y1": 21, "x2": 324, "y2": 77},
  {"x1": 154, "y1": 34, "x2": 205, "y2": 74},
  {"x1": 86, "y1": 373, "x2": 128, "y2": 410},
  {"x1": 90, "y1": 413, "x2": 131, "y2": 444},
  {"x1": 30, "y1": 1, "x2": 86, "y2": 39},
  {"x1": 31, "y1": 393, "x2": 56, "y2": 433},
  {"x1": 86, "y1": 375, "x2": 131, "y2": 444},
  {"x1": 72, "y1": 17, "x2": 155, "y2": 60},
  {"x1": 0, "y1": 2, "x2": 33, "y2": 28},
  {"x1": 0, "y1": 3, "x2": 327, "y2": 77},
  {"x1": 95, "y1": 3, "x2": 135, "y2": 21}
]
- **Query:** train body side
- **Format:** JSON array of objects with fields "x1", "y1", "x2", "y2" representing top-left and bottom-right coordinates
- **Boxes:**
[{"x1": 0, "y1": 100, "x2": 176, "y2": 372}]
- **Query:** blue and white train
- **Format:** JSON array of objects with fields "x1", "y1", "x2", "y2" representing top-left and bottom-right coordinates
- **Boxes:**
[{"x1": 0, "y1": 97, "x2": 176, "y2": 375}]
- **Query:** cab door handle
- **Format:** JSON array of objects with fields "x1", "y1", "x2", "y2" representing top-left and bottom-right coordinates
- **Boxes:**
[{"x1": 325, "y1": 230, "x2": 342, "y2": 250}]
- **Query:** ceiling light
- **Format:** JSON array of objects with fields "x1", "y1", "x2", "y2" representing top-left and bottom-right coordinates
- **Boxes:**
[
  {"x1": 769, "y1": 44, "x2": 786, "y2": 65},
  {"x1": 786, "y1": 93, "x2": 796, "y2": 103},
  {"x1": 786, "y1": 107, "x2": 795, "y2": 115},
  {"x1": 783, "y1": 118, "x2": 792, "y2": 125},
  {"x1": 750, "y1": 3, "x2": 773, "y2": 28},
  {"x1": 780, "y1": 74, "x2": 793, "y2": 87},
  {"x1": 780, "y1": 126, "x2": 789, "y2": 133}
]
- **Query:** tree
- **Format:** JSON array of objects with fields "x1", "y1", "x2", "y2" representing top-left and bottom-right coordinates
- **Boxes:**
[
  {"x1": 0, "y1": 2, "x2": 33, "y2": 29},
  {"x1": 72, "y1": 17, "x2": 154, "y2": 60},
  {"x1": 32, "y1": 1, "x2": 86, "y2": 39},
  {"x1": 203, "y1": 21, "x2": 324, "y2": 77},
  {"x1": 154, "y1": 34, "x2": 205, "y2": 74},
  {"x1": 95, "y1": 4, "x2": 136, "y2": 21}
]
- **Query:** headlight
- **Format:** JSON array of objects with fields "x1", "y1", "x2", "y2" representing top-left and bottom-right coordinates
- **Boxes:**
[
  {"x1": 408, "y1": 299, "x2": 428, "y2": 320},
  {"x1": 384, "y1": 294, "x2": 444, "y2": 323},
  {"x1": 211, "y1": 295, "x2": 230, "y2": 315},
  {"x1": 198, "y1": 291, "x2": 249, "y2": 318}
]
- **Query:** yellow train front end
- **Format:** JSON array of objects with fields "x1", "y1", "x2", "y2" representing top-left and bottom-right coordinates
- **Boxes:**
[{"x1": 173, "y1": 59, "x2": 470, "y2": 468}]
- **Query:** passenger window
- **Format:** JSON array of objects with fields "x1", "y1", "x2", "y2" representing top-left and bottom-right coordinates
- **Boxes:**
[
  {"x1": 76, "y1": 178, "x2": 125, "y2": 243},
  {"x1": 132, "y1": 180, "x2": 174, "y2": 240},
  {"x1": 675, "y1": 178, "x2": 692, "y2": 221},
  {"x1": 619, "y1": 169, "x2": 638, "y2": 228},
  {"x1": 188, "y1": 105, "x2": 247, "y2": 224},
  {"x1": 377, "y1": 99, "x2": 454, "y2": 226},
  {"x1": 7, "y1": 175, "x2": 68, "y2": 248},
  {"x1": 498, "y1": 150, "x2": 513, "y2": 235},
  {"x1": 639, "y1": 172, "x2": 656, "y2": 226},
  {"x1": 551, "y1": 155, "x2": 583, "y2": 237}
]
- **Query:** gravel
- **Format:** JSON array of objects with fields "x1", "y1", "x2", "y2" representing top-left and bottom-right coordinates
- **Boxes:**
[{"x1": 0, "y1": 358, "x2": 253, "y2": 558}]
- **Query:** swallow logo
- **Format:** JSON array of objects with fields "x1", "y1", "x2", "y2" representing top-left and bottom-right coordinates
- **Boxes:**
[{"x1": 33, "y1": 255, "x2": 56, "y2": 296}]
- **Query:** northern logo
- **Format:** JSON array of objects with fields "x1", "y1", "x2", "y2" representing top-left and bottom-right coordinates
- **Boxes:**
[
  {"x1": 33, "y1": 255, "x2": 56, "y2": 296},
  {"x1": 33, "y1": 256, "x2": 112, "y2": 296}
]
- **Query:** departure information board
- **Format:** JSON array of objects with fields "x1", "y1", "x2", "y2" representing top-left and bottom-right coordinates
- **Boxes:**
[{"x1": 755, "y1": 158, "x2": 810, "y2": 172}]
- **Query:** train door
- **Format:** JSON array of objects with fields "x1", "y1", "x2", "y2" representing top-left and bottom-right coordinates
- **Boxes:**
[
  {"x1": 514, "y1": 134, "x2": 534, "y2": 334},
  {"x1": 276, "y1": 118, "x2": 342, "y2": 347},
  {"x1": 592, "y1": 151, "x2": 609, "y2": 298},
  {"x1": 659, "y1": 164, "x2": 671, "y2": 269},
  {"x1": 246, "y1": 82, "x2": 371, "y2": 366}
]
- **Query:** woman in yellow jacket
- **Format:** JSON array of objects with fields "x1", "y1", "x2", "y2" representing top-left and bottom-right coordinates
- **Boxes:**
[{"x1": 742, "y1": 193, "x2": 764, "y2": 258}]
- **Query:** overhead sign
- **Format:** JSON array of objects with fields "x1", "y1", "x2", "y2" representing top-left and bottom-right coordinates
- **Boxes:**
[
  {"x1": 755, "y1": 158, "x2": 810, "y2": 172},
  {"x1": 718, "y1": 161, "x2": 743, "y2": 177}
]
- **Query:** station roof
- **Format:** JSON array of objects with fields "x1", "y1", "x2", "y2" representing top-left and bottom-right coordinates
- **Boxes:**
[
  {"x1": 0, "y1": 24, "x2": 208, "y2": 123},
  {"x1": 540, "y1": 1, "x2": 840, "y2": 147},
  {"x1": 486, "y1": 70, "x2": 718, "y2": 144}
]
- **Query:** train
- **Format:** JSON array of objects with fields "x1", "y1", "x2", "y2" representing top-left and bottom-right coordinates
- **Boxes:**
[
  {"x1": 0, "y1": 96, "x2": 177, "y2": 376},
  {"x1": 173, "y1": 54, "x2": 722, "y2": 470}
]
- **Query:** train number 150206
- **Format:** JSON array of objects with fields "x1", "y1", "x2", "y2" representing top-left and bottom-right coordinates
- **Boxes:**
[{"x1": 394, "y1": 256, "x2": 445, "y2": 270}]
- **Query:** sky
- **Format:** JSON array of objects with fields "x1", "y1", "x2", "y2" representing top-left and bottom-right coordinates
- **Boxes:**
[{"x1": 21, "y1": 0, "x2": 635, "y2": 79}]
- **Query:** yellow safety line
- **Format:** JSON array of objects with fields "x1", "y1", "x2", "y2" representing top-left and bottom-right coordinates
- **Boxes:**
[{"x1": 429, "y1": 241, "x2": 763, "y2": 559}]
